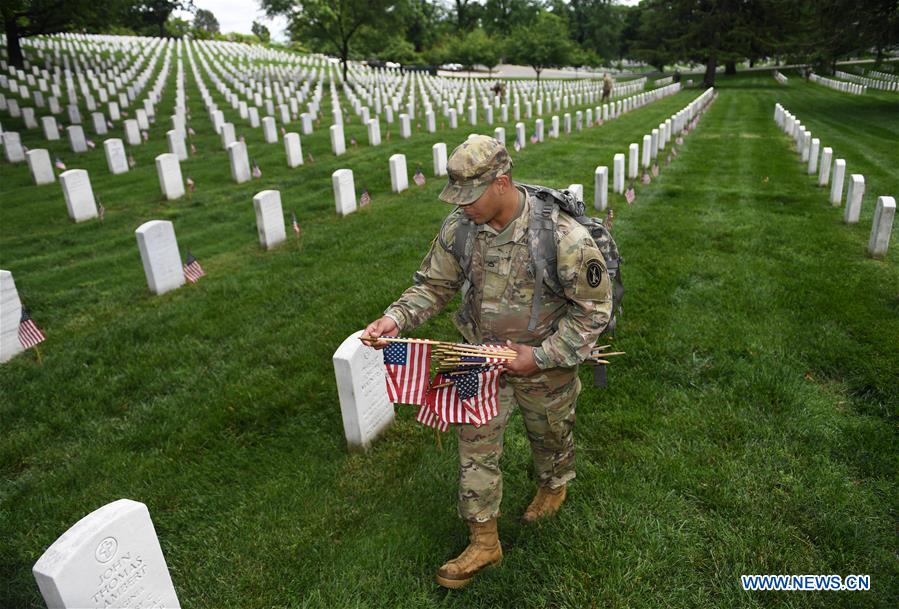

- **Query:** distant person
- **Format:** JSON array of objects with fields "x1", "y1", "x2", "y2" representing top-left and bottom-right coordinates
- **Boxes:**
[
  {"x1": 602, "y1": 73, "x2": 613, "y2": 102},
  {"x1": 673, "y1": 70, "x2": 681, "y2": 83},
  {"x1": 491, "y1": 81, "x2": 505, "y2": 98}
]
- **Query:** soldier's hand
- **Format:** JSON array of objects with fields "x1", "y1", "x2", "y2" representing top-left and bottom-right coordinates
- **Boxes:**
[
  {"x1": 361, "y1": 316, "x2": 398, "y2": 349},
  {"x1": 503, "y1": 340, "x2": 540, "y2": 376}
]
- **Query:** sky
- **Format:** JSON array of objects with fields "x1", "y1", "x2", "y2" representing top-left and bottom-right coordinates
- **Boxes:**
[{"x1": 176, "y1": 0, "x2": 289, "y2": 42}]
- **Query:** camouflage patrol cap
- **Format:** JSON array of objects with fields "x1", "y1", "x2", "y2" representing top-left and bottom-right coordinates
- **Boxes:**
[{"x1": 439, "y1": 135, "x2": 513, "y2": 205}]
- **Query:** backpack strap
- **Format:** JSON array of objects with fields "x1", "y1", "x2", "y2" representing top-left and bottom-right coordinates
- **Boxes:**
[
  {"x1": 527, "y1": 192, "x2": 558, "y2": 332},
  {"x1": 452, "y1": 213, "x2": 478, "y2": 293}
]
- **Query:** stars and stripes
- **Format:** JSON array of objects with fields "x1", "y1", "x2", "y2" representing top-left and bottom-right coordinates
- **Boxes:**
[
  {"x1": 251, "y1": 159, "x2": 262, "y2": 179},
  {"x1": 641, "y1": 172, "x2": 651, "y2": 185},
  {"x1": 349, "y1": 136, "x2": 358, "y2": 147},
  {"x1": 530, "y1": 134, "x2": 539, "y2": 144},
  {"x1": 291, "y1": 211, "x2": 301, "y2": 237},
  {"x1": 425, "y1": 366, "x2": 502, "y2": 428},
  {"x1": 651, "y1": 162, "x2": 660, "y2": 177},
  {"x1": 513, "y1": 140, "x2": 522, "y2": 152},
  {"x1": 384, "y1": 341, "x2": 432, "y2": 406},
  {"x1": 18, "y1": 308, "x2": 46, "y2": 349},
  {"x1": 603, "y1": 208, "x2": 614, "y2": 232},
  {"x1": 86, "y1": 139, "x2": 96, "y2": 149},
  {"x1": 183, "y1": 252, "x2": 206, "y2": 283},
  {"x1": 141, "y1": 131, "x2": 149, "y2": 142},
  {"x1": 128, "y1": 154, "x2": 136, "y2": 168},
  {"x1": 186, "y1": 176, "x2": 195, "y2": 192},
  {"x1": 190, "y1": 143, "x2": 197, "y2": 155},
  {"x1": 307, "y1": 152, "x2": 315, "y2": 164},
  {"x1": 625, "y1": 183, "x2": 636, "y2": 204},
  {"x1": 188, "y1": 127, "x2": 196, "y2": 136},
  {"x1": 98, "y1": 201, "x2": 106, "y2": 222},
  {"x1": 413, "y1": 168, "x2": 426, "y2": 186},
  {"x1": 54, "y1": 157, "x2": 66, "y2": 170},
  {"x1": 359, "y1": 189, "x2": 371, "y2": 207}
]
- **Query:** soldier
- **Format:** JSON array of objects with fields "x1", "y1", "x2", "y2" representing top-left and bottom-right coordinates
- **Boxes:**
[
  {"x1": 602, "y1": 73, "x2": 613, "y2": 102},
  {"x1": 363, "y1": 135, "x2": 612, "y2": 589}
]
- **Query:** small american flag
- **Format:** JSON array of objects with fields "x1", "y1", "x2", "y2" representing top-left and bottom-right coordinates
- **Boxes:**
[
  {"x1": 530, "y1": 134, "x2": 538, "y2": 144},
  {"x1": 625, "y1": 184, "x2": 636, "y2": 204},
  {"x1": 666, "y1": 153, "x2": 672, "y2": 165},
  {"x1": 350, "y1": 136, "x2": 357, "y2": 147},
  {"x1": 513, "y1": 141, "x2": 521, "y2": 152},
  {"x1": 86, "y1": 139, "x2": 96, "y2": 149},
  {"x1": 603, "y1": 208, "x2": 614, "y2": 231},
  {"x1": 107, "y1": 119, "x2": 114, "y2": 129},
  {"x1": 141, "y1": 131, "x2": 148, "y2": 142},
  {"x1": 672, "y1": 146, "x2": 678, "y2": 157},
  {"x1": 18, "y1": 308, "x2": 46, "y2": 349},
  {"x1": 188, "y1": 127, "x2": 196, "y2": 136},
  {"x1": 386, "y1": 131, "x2": 391, "y2": 141},
  {"x1": 384, "y1": 340, "x2": 432, "y2": 406},
  {"x1": 426, "y1": 366, "x2": 502, "y2": 427},
  {"x1": 251, "y1": 160, "x2": 262, "y2": 179},
  {"x1": 641, "y1": 172, "x2": 651, "y2": 185},
  {"x1": 186, "y1": 176, "x2": 195, "y2": 192},
  {"x1": 183, "y1": 252, "x2": 206, "y2": 283},
  {"x1": 676, "y1": 137, "x2": 684, "y2": 146},
  {"x1": 652, "y1": 162, "x2": 659, "y2": 177},
  {"x1": 291, "y1": 211, "x2": 301, "y2": 237},
  {"x1": 240, "y1": 135, "x2": 246, "y2": 143},
  {"x1": 416, "y1": 402, "x2": 449, "y2": 432},
  {"x1": 359, "y1": 189, "x2": 371, "y2": 207},
  {"x1": 597, "y1": 119, "x2": 605, "y2": 126},
  {"x1": 128, "y1": 154, "x2": 136, "y2": 168},
  {"x1": 190, "y1": 143, "x2": 197, "y2": 155},
  {"x1": 413, "y1": 168, "x2": 426, "y2": 186},
  {"x1": 98, "y1": 201, "x2": 106, "y2": 222},
  {"x1": 307, "y1": 152, "x2": 315, "y2": 164},
  {"x1": 54, "y1": 157, "x2": 66, "y2": 170}
]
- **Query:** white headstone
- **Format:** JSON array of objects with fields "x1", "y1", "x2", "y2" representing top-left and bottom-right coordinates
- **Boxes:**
[
  {"x1": 284, "y1": 132, "x2": 303, "y2": 168},
  {"x1": 818, "y1": 147, "x2": 833, "y2": 187},
  {"x1": 228, "y1": 141, "x2": 251, "y2": 184},
  {"x1": 33, "y1": 499, "x2": 181, "y2": 609},
  {"x1": 389, "y1": 154, "x2": 409, "y2": 193},
  {"x1": 433, "y1": 142, "x2": 447, "y2": 177},
  {"x1": 332, "y1": 330, "x2": 394, "y2": 452},
  {"x1": 843, "y1": 174, "x2": 865, "y2": 224},
  {"x1": 41, "y1": 116, "x2": 60, "y2": 141},
  {"x1": 262, "y1": 116, "x2": 278, "y2": 143},
  {"x1": 67, "y1": 125, "x2": 87, "y2": 153},
  {"x1": 807, "y1": 138, "x2": 820, "y2": 175},
  {"x1": 332, "y1": 168, "x2": 357, "y2": 216},
  {"x1": 613, "y1": 154, "x2": 625, "y2": 193},
  {"x1": 155, "y1": 153, "x2": 185, "y2": 201},
  {"x1": 494, "y1": 127, "x2": 505, "y2": 145},
  {"x1": 830, "y1": 159, "x2": 846, "y2": 206},
  {"x1": 0, "y1": 270, "x2": 25, "y2": 364},
  {"x1": 642, "y1": 134, "x2": 652, "y2": 168},
  {"x1": 628, "y1": 143, "x2": 639, "y2": 179},
  {"x1": 868, "y1": 196, "x2": 895, "y2": 259},
  {"x1": 104, "y1": 139, "x2": 129, "y2": 175},
  {"x1": 124, "y1": 119, "x2": 141, "y2": 146},
  {"x1": 253, "y1": 190, "x2": 286, "y2": 250},
  {"x1": 301, "y1": 113, "x2": 312, "y2": 135},
  {"x1": 220, "y1": 123, "x2": 236, "y2": 150},
  {"x1": 92, "y1": 112, "x2": 108, "y2": 136},
  {"x1": 59, "y1": 169, "x2": 98, "y2": 222},
  {"x1": 27, "y1": 148, "x2": 55, "y2": 185},
  {"x1": 366, "y1": 118, "x2": 381, "y2": 146},
  {"x1": 594, "y1": 166, "x2": 608, "y2": 211},
  {"x1": 515, "y1": 122, "x2": 526, "y2": 149},
  {"x1": 399, "y1": 114, "x2": 411, "y2": 138},
  {"x1": 135, "y1": 220, "x2": 185, "y2": 295},
  {"x1": 167, "y1": 130, "x2": 187, "y2": 161},
  {"x1": 330, "y1": 124, "x2": 345, "y2": 156},
  {"x1": 536, "y1": 118, "x2": 544, "y2": 142}
]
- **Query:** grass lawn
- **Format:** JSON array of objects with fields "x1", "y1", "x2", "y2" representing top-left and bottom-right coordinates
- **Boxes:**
[{"x1": 1, "y1": 65, "x2": 896, "y2": 608}]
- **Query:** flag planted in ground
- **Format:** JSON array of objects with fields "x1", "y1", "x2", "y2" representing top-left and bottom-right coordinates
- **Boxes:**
[
  {"x1": 251, "y1": 159, "x2": 262, "y2": 179},
  {"x1": 603, "y1": 208, "x2": 614, "y2": 231},
  {"x1": 98, "y1": 201, "x2": 106, "y2": 222},
  {"x1": 652, "y1": 162, "x2": 660, "y2": 177},
  {"x1": 18, "y1": 308, "x2": 46, "y2": 349},
  {"x1": 530, "y1": 134, "x2": 539, "y2": 144},
  {"x1": 54, "y1": 157, "x2": 66, "y2": 170},
  {"x1": 360, "y1": 189, "x2": 371, "y2": 207},
  {"x1": 413, "y1": 168, "x2": 426, "y2": 186},
  {"x1": 384, "y1": 340, "x2": 432, "y2": 406},
  {"x1": 625, "y1": 184, "x2": 636, "y2": 204},
  {"x1": 307, "y1": 152, "x2": 315, "y2": 164},
  {"x1": 128, "y1": 154, "x2": 136, "y2": 168},
  {"x1": 186, "y1": 176, "x2": 195, "y2": 192},
  {"x1": 291, "y1": 211, "x2": 301, "y2": 237},
  {"x1": 183, "y1": 253, "x2": 206, "y2": 283},
  {"x1": 641, "y1": 172, "x2": 651, "y2": 185}
]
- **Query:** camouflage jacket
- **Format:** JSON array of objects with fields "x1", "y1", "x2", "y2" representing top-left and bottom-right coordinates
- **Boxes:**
[{"x1": 384, "y1": 185, "x2": 612, "y2": 370}]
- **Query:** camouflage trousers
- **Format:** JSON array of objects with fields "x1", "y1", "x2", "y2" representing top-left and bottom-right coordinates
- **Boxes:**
[{"x1": 456, "y1": 367, "x2": 581, "y2": 523}]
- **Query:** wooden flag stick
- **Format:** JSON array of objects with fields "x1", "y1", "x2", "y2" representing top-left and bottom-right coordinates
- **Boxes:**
[
  {"x1": 34, "y1": 345, "x2": 44, "y2": 366},
  {"x1": 435, "y1": 428, "x2": 443, "y2": 451},
  {"x1": 589, "y1": 351, "x2": 626, "y2": 357}
]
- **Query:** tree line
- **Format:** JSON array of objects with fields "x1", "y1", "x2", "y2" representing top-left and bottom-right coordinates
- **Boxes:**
[{"x1": 4, "y1": 1, "x2": 898, "y2": 86}]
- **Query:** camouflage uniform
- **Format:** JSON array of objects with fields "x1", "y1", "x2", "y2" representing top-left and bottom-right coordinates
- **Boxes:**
[
  {"x1": 384, "y1": 136, "x2": 612, "y2": 522},
  {"x1": 602, "y1": 75, "x2": 613, "y2": 102}
]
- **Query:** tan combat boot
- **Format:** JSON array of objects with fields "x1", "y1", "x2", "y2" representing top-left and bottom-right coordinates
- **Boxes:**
[
  {"x1": 520, "y1": 484, "x2": 567, "y2": 524},
  {"x1": 435, "y1": 518, "x2": 503, "y2": 589}
]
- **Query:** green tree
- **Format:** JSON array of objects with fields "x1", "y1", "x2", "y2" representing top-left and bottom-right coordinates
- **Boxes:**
[
  {"x1": 194, "y1": 8, "x2": 220, "y2": 34},
  {"x1": 448, "y1": 28, "x2": 501, "y2": 75},
  {"x1": 506, "y1": 11, "x2": 573, "y2": 81},
  {"x1": 252, "y1": 20, "x2": 271, "y2": 42},
  {"x1": 131, "y1": 1, "x2": 195, "y2": 37},
  {"x1": 482, "y1": 0, "x2": 540, "y2": 36},
  {"x1": 2, "y1": 0, "x2": 127, "y2": 67},
  {"x1": 260, "y1": 0, "x2": 401, "y2": 81},
  {"x1": 165, "y1": 16, "x2": 191, "y2": 38}
]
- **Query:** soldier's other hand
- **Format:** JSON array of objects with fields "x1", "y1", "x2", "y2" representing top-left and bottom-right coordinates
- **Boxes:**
[
  {"x1": 504, "y1": 340, "x2": 540, "y2": 376},
  {"x1": 361, "y1": 316, "x2": 398, "y2": 349}
]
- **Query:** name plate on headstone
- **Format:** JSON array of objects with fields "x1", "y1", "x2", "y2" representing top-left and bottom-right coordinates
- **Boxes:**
[
  {"x1": 33, "y1": 499, "x2": 181, "y2": 609},
  {"x1": 332, "y1": 330, "x2": 394, "y2": 452}
]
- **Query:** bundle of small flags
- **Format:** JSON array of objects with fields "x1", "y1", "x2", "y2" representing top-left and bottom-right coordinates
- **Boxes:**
[
  {"x1": 291, "y1": 211, "x2": 301, "y2": 237},
  {"x1": 183, "y1": 253, "x2": 206, "y2": 283},
  {"x1": 625, "y1": 183, "x2": 636, "y2": 204},
  {"x1": 251, "y1": 159, "x2": 262, "y2": 179},
  {"x1": 18, "y1": 308, "x2": 46, "y2": 349},
  {"x1": 54, "y1": 157, "x2": 66, "y2": 171},
  {"x1": 413, "y1": 168, "x2": 426, "y2": 187},
  {"x1": 359, "y1": 189, "x2": 372, "y2": 207}
]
